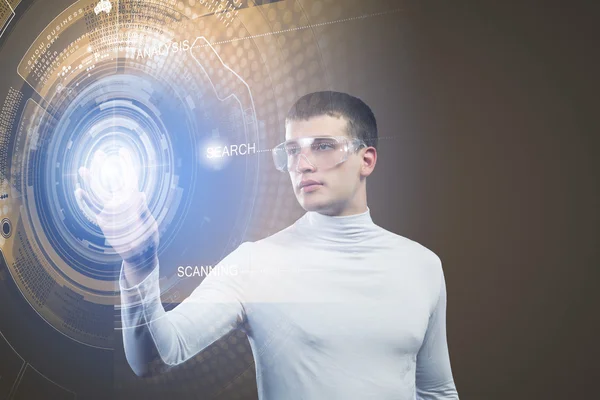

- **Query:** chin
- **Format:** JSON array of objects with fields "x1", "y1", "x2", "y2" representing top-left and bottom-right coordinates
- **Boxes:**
[
  {"x1": 297, "y1": 195, "x2": 333, "y2": 213},
  {"x1": 299, "y1": 202, "x2": 321, "y2": 212}
]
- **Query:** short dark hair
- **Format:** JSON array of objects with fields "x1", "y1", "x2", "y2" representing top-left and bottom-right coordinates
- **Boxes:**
[{"x1": 286, "y1": 91, "x2": 378, "y2": 149}]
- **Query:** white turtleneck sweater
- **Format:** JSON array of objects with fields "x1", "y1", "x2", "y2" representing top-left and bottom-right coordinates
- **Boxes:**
[{"x1": 119, "y1": 207, "x2": 459, "y2": 399}]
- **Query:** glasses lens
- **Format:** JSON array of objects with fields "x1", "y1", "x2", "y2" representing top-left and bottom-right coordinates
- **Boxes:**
[
  {"x1": 272, "y1": 144, "x2": 290, "y2": 171},
  {"x1": 309, "y1": 138, "x2": 344, "y2": 169},
  {"x1": 272, "y1": 137, "x2": 351, "y2": 172}
]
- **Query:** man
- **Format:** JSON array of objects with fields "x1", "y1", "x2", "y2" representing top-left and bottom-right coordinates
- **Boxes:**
[{"x1": 76, "y1": 91, "x2": 459, "y2": 399}]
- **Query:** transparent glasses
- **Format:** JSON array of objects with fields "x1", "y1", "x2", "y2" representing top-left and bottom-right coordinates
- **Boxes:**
[{"x1": 272, "y1": 136, "x2": 366, "y2": 172}]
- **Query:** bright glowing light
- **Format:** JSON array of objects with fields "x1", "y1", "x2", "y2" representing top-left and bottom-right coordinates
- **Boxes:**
[
  {"x1": 99, "y1": 154, "x2": 125, "y2": 193},
  {"x1": 199, "y1": 138, "x2": 229, "y2": 171},
  {"x1": 87, "y1": 146, "x2": 139, "y2": 204}
]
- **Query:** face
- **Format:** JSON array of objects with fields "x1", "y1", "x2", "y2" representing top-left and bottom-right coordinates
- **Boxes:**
[{"x1": 285, "y1": 115, "x2": 375, "y2": 216}]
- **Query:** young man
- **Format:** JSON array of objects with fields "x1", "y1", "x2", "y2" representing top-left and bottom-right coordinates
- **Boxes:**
[{"x1": 77, "y1": 91, "x2": 459, "y2": 399}]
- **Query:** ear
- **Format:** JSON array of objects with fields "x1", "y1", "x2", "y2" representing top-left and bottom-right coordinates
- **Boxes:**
[{"x1": 360, "y1": 146, "x2": 377, "y2": 177}]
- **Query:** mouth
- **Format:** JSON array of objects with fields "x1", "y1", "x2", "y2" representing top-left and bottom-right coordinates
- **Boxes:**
[{"x1": 298, "y1": 180, "x2": 322, "y2": 193}]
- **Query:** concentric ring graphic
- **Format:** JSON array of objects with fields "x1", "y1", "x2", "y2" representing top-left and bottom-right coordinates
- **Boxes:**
[
  {"x1": 0, "y1": 0, "x2": 402, "y2": 397},
  {"x1": 2, "y1": 0, "x2": 261, "y2": 348}
]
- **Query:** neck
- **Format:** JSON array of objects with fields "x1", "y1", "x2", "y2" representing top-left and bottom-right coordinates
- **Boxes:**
[
  {"x1": 316, "y1": 186, "x2": 368, "y2": 216},
  {"x1": 318, "y1": 203, "x2": 368, "y2": 217},
  {"x1": 295, "y1": 206, "x2": 379, "y2": 244}
]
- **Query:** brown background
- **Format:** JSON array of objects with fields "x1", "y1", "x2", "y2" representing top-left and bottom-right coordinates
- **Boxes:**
[
  {"x1": 358, "y1": 2, "x2": 599, "y2": 399},
  {"x1": 237, "y1": 2, "x2": 600, "y2": 398}
]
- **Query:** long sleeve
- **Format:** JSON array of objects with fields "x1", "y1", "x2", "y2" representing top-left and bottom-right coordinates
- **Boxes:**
[
  {"x1": 415, "y1": 263, "x2": 459, "y2": 399},
  {"x1": 119, "y1": 241, "x2": 252, "y2": 377}
]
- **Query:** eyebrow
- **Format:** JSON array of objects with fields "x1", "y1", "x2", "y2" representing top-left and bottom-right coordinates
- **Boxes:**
[{"x1": 284, "y1": 140, "x2": 300, "y2": 149}]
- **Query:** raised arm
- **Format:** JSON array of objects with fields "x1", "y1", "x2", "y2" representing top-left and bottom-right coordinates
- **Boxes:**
[
  {"x1": 415, "y1": 262, "x2": 459, "y2": 399},
  {"x1": 119, "y1": 241, "x2": 252, "y2": 377},
  {"x1": 73, "y1": 149, "x2": 252, "y2": 377}
]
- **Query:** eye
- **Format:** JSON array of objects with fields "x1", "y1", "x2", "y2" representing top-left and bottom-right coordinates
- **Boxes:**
[
  {"x1": 313, "y1": 142, "x2": 335, "y2": 151},
  {"x1": 286, "y1": 146, "x2": 299, "y2": 155}
]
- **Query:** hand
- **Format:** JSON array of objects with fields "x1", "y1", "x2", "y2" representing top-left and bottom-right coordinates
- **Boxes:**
[{"x1": 74, "y1": 148, "x2": 159, "y2": 268}]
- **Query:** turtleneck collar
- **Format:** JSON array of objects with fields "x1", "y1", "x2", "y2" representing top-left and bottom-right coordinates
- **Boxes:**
[{"x1": 294, "y1": 206, "x2": 380, "y2": 244}]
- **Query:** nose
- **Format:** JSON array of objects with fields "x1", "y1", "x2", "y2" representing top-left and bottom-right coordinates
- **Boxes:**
[{"x1": 294, "y1": 152, "x2": 316, "y2": 173}]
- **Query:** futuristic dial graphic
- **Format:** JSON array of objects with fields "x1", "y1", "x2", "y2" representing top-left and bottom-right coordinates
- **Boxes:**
[
  {"x1": 0, "y1": 0, "x2": 399, "y2": 397},
  {"x1": 1, "y1": 0, "x2": 263, "y2": 349}
]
